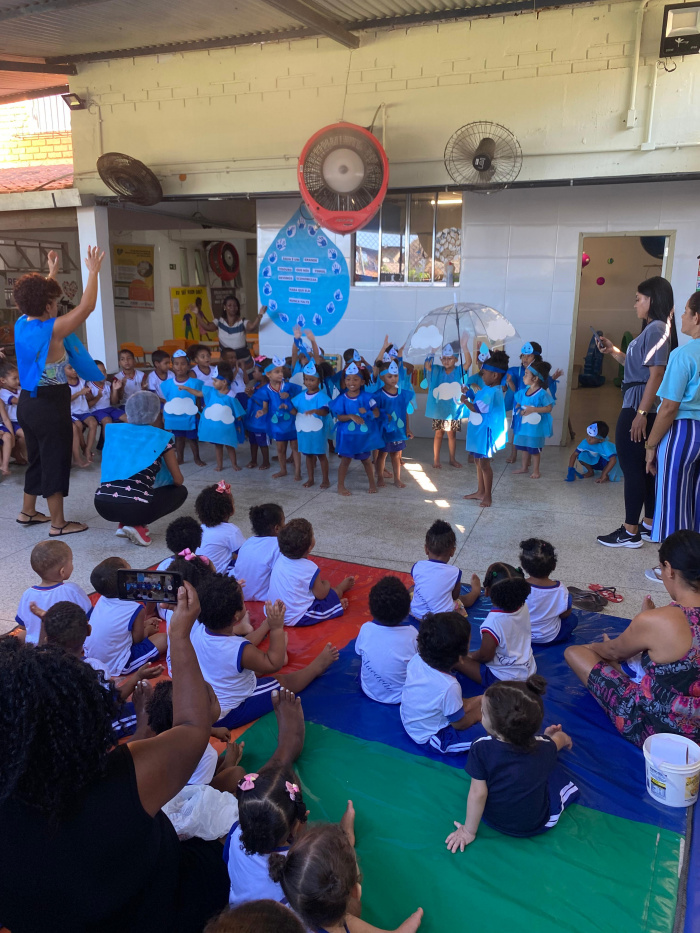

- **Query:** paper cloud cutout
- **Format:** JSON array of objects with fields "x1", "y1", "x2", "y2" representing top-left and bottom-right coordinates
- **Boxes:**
[
  {"x1": 468, "y1": 411, "x2": 483, "y2": 426},
  {"x1": 410, "y1": 324, "x2": 444, "y2": 351},
  {"x1": 521, "y1": 412, "x2": 542, "y2": 425},
  {"x1": 432, "y1": 382, "x2": 463, "y2": 402},
  {"x1": 164, "y1": 397, "x2": 198, "y2": 417},
  {"x1": 296, "y1": 413, "x2": 324, "y2": 433},
  {"x1": 204, "y1": 403, "x2": 235, "y2": 425}
]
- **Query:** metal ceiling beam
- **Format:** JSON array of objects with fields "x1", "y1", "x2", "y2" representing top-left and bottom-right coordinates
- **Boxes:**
[
  {"x1": 0, "y1": 84, "x2": 69, "y2": 104},
  {"x1": 0, "y1": 0, "x2": 109, "y2": 22},
  {"x1": 257, "y1": 0, "x2": 359, "y2": 48},
  {"x1": 0, "y1": 59, "x2": 76, "y2": 74}
]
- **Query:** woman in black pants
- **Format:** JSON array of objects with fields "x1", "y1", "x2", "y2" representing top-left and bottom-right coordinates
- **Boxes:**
[
  {"x1": 95, "y1": 391, "x2": 187, "y2": 547},
  {"x1": 597, "y1": 276, "x2": 675, "y2": 549}
]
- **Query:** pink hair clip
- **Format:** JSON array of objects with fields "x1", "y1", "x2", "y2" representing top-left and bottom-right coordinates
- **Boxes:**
[
  {"x1": 285, "y1": 781, "x2": 300, "y2": 801},
  {"x1": 238, "y1": 773, "x2": 259, "y2": 791},
  {"x1": 216, "y1": 480, "x2": 231, "y2": 495},
  {"x1": 178, "y1": 548, "x2": 196, "y2": 561}
]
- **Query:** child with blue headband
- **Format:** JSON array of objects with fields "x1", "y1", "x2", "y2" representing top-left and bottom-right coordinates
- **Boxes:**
[
  {"x1": 566, "y1": 421, "x2": 621, "y2": 483},
  {"x1": 507, "y1": 341, "x2": 563, "y2": 462},
  {"x1": 160, "y1": 349, "x2": 206, "y2": 466},
  {"x1": 463, "y1": 349, "x2": 509, "y2": 508},
  {"x1": 374, "y1": 359, "x2": 415, "y2": 489},
  {"x1": 329, "y1": 361, "x2": 381, "y2": 496},
  {"x1": 255, "y1": 356, "x2": 303, "y2": 480},
  {"x1": 176, "y1": 362, "x2": 246, "y2": 472},
  {"x1": 512, "y1": 359, "x2": 554, "y2": 479},
  {"x1": 422, "y1": 342, "x2": 470, "y2": 470},
  {"x1": 292, "y1": 359, "x2": 332, "y2": 488},
  {"x1": 243, "y1": 358, "x2": 270, "y2": 471}
]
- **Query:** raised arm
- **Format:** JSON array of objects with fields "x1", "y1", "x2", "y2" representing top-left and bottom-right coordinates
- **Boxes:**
[
  {"x1": 245, "y1": 305, "x2": 266, "y2": 333},
  {"x1": 129, "y1": 583, "x2": 211, "y2": 816},
  {"x1": 51, "y1": 247, "x2": 106, "y2": 342},
  {"x1": 597, "y1": 335, "x2": 627, "y2": 367}
]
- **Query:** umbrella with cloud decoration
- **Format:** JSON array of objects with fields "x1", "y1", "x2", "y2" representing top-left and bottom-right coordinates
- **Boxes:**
[{"x1": 402, "y1": 300, "x2": 519, "y2": 366}]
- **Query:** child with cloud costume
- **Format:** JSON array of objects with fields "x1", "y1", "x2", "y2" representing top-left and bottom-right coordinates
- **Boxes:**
[
  {"x1": 177, "y1": 362, "x2": 246, "y2": 472},
  {"x1": 161, "y1": 349, "x2": 206, "y2": 466},
  {"x1": 506, "y1": 342, "x2": 563, "y2": 463},
  {"x1": 566, "y1": 421, "x2": 622, "y2": 483},
  {"x1": 291, "y1": 360, "x2": 333, "y2": 489},
  {"x1": 512, "y1": 359, "x2": 555, "y2": 480},
  {"x1": 463, "y1": 349, "x2": 510, "y2": 507},
  {"x1": 329, "y1": 361, "x2": 381, "y2": 496},
  {"x1": 421, "y1": 342, "x2": 470, "y2": 470},
  {"x1": 374, "y1": 360, "x2": 415, "y2": 489},
  {"x1": 255, "y1": 357, "x2": 303, "y2": 480},
  {"x1": 244, "y1": 359, "x2": 271, "y2": 471}
]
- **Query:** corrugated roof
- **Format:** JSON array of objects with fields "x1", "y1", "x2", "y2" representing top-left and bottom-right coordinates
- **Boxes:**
[{"x1": 0, "y1": 164, "x2": 73, "y2": 193}]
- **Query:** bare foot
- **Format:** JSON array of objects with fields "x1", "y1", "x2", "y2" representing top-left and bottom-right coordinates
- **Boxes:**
[
  {"x1": 232, "y1": 465, "x2": 242, "y2": 472},
  {"x1": 76, "y1": 459, "x2": 91, "y2": 469},
  {"x1": 449, "y1": 459, "x2": 462, "y2": 468},
  {"x1": 338, "y1": 486, "x2": 352, "y2": 496},
  {"x1": 383, "y1": 468, "x2": 392, "y2": 479},
  {"x1": 340, "y1": 799, "x2": 356, "y2": 847},
  {"x1": 245, "y1": 461, "x2": 257, "y2": 469},
  {"x1": 368, "y1": 485, "x2": 378, "y2": 494},
  {"x1": 506, "y1": 455, "x2": 516, "y2": 464},
  {"x1": 643, "y1": 595, "x2": 656, "y2": 611},
  {"x1": 479, "y1": 497, "x2": 492, "y2": 508},
  {"x1": 396, "y1": 908, "x2": 424, "y2": 933},
  {"x1": 530, "y1": 472, "x2": 541, "y2": 479},
  {"x1": 232, "y1": 617, "x2": 254, "y2": 636},
  {"x1": 309, "y1": 642, "x2": 339, "y2": 676},
  {"x1": 376, "y1": 477, "x2": 386, "y2": 488},
  {"x1": 214, "y1": 466, "x2": 223, "y2": 472},
  {"x1": 512, "y1": 467, "x2": 529, "y2": 474},
  {"x1": 320, "y1": 481, "x2": 330, "y2": 489},
  {"x1": 1, "y1": 466, "x2": 10, "y2": 476},
  {"x1": 303, "y1": 479, "x2": 315, "y2": 488},
  {"x1": 130, "y1": 680, "x2": 155, "y2": 740},
  {"x1": 270, "y1": 688, "x2": 305, "y2": 765},
  {"x1": 272, "y1": 469, "x2": 288, "y2": 479},
  {"x1": 432, "y1": 461, "x2": 442, "y2": 469},
  {"x1": 223, "y1": 739, "x2": 245, "y2": 769},
  {"x1": 286, "y1": 455, "x2": 295, "y2": 464},
  {"x1": 338, "y1": 575, "x2": 356, "y2": 595},
  {"x1": 195, "y1": 459, "x2": 207, "y2": 467},
  {"x1": 393, "y1": 479, "x2": 407, "y2": 488},
  {"x1": 340, "y1": 597, "x2": 349, "y2": 610},
  {"x1": 259, "y1": 463, "x2": 270, "y2": 471},
  {"x1": 294, "y1": 474, "x2": 302, "y2": 482},
  {"x1": 463, "y1": 491, "x2": 484, "y2": 500}
]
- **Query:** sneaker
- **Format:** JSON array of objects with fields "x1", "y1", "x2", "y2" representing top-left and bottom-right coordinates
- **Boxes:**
[
  {"x1": 645, "y1": 566, "x2": 664, "y2": 583},
  {"x1": 115, "y1": 523, "x2": 127, "y2": 538},
  {"x1": 122, "y1": 525, "x2": 152, "y2": 547},
  {"x1": 597, "y1": 526, "x2": 643, "y2": 548},
  {"x1": 640, "y1": 525, "x2": 653, "y2": 542}
]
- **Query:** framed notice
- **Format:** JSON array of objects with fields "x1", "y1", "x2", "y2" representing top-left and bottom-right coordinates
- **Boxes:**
[{"x1": 113, "y1": 245, "x2": 155, "y2": 311}]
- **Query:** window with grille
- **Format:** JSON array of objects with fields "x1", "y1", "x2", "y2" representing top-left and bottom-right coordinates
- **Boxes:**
[{"x1": 353, "y1": 192, "x2": 462, "y2": 286}]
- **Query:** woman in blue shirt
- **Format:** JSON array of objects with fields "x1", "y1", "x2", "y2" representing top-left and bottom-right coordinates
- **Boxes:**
[{"x1": 646, "y1": 292, "x2": 700, "y2": 542}]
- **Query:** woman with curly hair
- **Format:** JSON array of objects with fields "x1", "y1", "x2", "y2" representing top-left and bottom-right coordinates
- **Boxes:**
[
  {"x1": 0, "y1": 581, "x2": 230, "y2": 933},
  {"x1": 13, "y1": 246, "x2": 104, "y2": 536}
]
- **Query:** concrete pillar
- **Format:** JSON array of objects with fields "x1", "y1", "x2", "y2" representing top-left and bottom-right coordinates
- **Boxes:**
[{"x1": 76, "y1": 205, "x2": 119, "y2": 369}]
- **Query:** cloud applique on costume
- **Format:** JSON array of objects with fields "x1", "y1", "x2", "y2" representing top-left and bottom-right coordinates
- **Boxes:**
[
  {"x1": 468, "y1": 411, "x2": 483, "y2": 426},
  {"x1": 164, "y1": 397, "x2": 198, "y2": 416},
  {"x1": 204, "y1": 404, "x2": 235, "y2": 425},
  {"x1": 296, "y1": 413, "x2": 324, "y2": 433},
  {"x1": 521, "y1": 412, "x2": 542, "y2": 425},
  {"x1": 411, "y1": 325, "x2": 443, "y2": 351},
  {"x1": 432, "y1": 382, "x2": 462, "y2": 402}
]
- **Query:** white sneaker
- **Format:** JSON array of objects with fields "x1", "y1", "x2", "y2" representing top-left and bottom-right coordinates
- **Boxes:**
[
  {"x1": 115, "y1": 523, "x2": 127, "y2": 538},
  {"x1": 122, "y1": 525, "x2": 152, "y2": 547},
  {"x1": 645, "y1": 567, "x2": 663, "y2": 583},
  {"x1": 639, "y1": 525, "x2": 654, "y2": 542}
]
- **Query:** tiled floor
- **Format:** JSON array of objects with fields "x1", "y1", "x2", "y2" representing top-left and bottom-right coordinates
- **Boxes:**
[{"x1": 0, "y1": 412, "x2": 661, "y2": 637}]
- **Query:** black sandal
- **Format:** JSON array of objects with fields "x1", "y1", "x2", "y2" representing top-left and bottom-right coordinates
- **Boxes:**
[
  {"x1": 49, "y1": 522, "x2": 88, "y2": 537},
  {"x1": 16, "y1": 511, "x2": 51, "y2": 527}
]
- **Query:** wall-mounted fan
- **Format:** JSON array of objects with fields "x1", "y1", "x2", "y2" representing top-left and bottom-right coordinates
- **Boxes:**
[
  {"x1": 96, "y1": 152, "x2": 163, "y2": 206},
  {"x1": 298, "y1": 122, "x2": 389, "y2": 234},
  {"x1": 209, "y1": 241, "x2": 240, "y2": 281},
  {"x1": 444, "y1": 122, "x2": 522, "y2": 193}
]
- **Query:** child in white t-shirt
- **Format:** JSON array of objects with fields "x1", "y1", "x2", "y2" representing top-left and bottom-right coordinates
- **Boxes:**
[
  {"x1": 520, "y1": 538, "x2": 577, "y2": 645},
  {"x1": 356, "y1": 576, "x2": 417, "y2": 704},
  {"x1": 84, "y1": 557, "x2": 167, "y2": 679},
  {"x1": 232, "y1": 503, "x2": 284, "y2": 601},
  {"x1": 191, "y1": 574, "x2": 339, "y2": 729},
  {"x1": 14, "y1": 540, "x2": 92, "y2": 644},
  {"x1": 0, "y1": 362, "x2": 26, "y2": 463},
  {"x1": 410, "y1": 519, "x2": 481, "y2": 623},
  {"x1": 195, "y1": 482, "x2": 246, "y2": 573},
  {"x1": 146, "y1": 349, "x2": 174, "y2": 401},
  {"x1": 267, "y1": 518, "x2": 354, "y2": 627},
  {"x1": 457, "y1": 563, "x2": 536, "y2": 687},
  {"x1": 400, "y1": 610, "x2": 484, "y2": 753}
]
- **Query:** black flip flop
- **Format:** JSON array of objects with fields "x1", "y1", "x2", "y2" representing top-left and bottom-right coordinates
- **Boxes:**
[
  {"x1": 568, "y1": 586, "x2": 608, "y2": 611},
  {"x1": 16, "y1": 511, "x2": 51, "y2": 527},
  {"x1": 49, "y1": 522, "x2": 88, "y2": 537}
]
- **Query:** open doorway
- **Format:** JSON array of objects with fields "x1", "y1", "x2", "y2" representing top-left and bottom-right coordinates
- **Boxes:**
[{"x1": 566, "y1": 232, "x2": 673, "y2": 440}]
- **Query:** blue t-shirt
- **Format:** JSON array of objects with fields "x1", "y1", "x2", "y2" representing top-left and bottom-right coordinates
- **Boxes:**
[
  {"x1": 657, "y1": 340, "x2": 700, "y2": 421},
  {"x1": 466, "y1": 734, "x2": 559, "y2": 836}
]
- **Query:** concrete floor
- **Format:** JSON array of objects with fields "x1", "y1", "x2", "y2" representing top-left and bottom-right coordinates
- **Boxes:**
[{"x1": 0, "y1": 411, "x2": 661, "y2": 636}]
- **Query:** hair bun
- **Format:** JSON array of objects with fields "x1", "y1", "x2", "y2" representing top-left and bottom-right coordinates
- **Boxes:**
[
  {"x1": 525, "y1": 674, "x2": 547, "y2": 696},
  {"x1": 267, "y1": 852, "x2": 287, "y2": 883}
]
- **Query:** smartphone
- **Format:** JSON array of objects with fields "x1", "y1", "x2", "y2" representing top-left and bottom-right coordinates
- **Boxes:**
[
  {"x1": 117, "y1": 569, "x2": 182, "y2": 604},
  {"x1": 590, "y1": 325, "x2": 604, "y2": 349}
]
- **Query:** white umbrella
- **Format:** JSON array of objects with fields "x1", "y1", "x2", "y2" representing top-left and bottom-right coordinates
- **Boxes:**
[{"x1": 402, "y1": 300, "x2": 519, "y2": 365}]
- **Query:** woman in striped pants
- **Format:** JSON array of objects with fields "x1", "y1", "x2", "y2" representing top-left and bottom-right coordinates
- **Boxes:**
[{"x1": 646, "y1": 292, "x2": 700, "y2": 542}]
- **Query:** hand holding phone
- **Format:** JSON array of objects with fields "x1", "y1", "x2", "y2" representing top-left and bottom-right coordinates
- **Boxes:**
[{"x1": 117, "y1": 569, "x2": 183, "y2": 604}]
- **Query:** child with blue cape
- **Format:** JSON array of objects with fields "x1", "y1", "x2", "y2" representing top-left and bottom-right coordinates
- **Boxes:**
[
  {"x1": 330, "y1": 361, "x2": 381, "y2": 496},
  {"x1": 374, "y1": 336, "x2": 414, "y2": 390},
  {"x1": 176, "y1": 362, "x2": 246, "y2": 473},
  {"x1": 422, "y1": 342, "x2": 470, "y2": 469},
  {"x1": 160, "y1": 349, "x2": 206, "y2": 466},
  {"x1": 292, "y1": 360, "x2": 332, "y2": 489},
  {"x1": 463, "y1": 349, "x2": 509, "y2": 508},
  {"x1": 290, "y1": 326, "x2": 319, "y2": 387},
  {"x1": 255, "y1": 356, "x2": 303, "y2": 481},
  {"x1": 243, "y1": 359, "x2": 270, "y2": 471},
  {"x1": 512, "y1": 359, "x2": 555, "y2": 480},
  {"x1": 374, "y1": 360, "x2": 415, "y2": 489},
  {"x1": 567, "y1": 421, "x2": 622, "y2": 483},
  {"x1": 506, "y1": 341, "x2": 563, "y2": 462}
]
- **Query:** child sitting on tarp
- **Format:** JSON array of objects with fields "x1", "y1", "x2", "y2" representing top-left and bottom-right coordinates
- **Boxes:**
[{"x1": 566, "y1": 421, "x2": 621, "y2": 483}]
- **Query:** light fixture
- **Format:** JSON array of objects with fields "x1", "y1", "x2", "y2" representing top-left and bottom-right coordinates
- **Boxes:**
[
  {"x1": 660, "y1": 3, "x2": 700, "y2": 57},
  {"x1": 61, "y1": 92, "x2": 87, "y2": 111},
  {"x1": 430, "y1": 198, "x2": 463, "y2": 205}
]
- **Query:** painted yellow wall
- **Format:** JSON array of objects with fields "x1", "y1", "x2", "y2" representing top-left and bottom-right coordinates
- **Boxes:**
[{"x1": 70, "y1": 0, "x2": 700, "y2": 196}]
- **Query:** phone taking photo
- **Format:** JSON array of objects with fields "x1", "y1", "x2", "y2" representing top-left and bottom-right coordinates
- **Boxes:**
[
  {"x1": 117, "y1": 569, "x2": 182, "y2": 604},
  {"x1": 590, "y1": 326, "x2": 604, "y2": 350}
]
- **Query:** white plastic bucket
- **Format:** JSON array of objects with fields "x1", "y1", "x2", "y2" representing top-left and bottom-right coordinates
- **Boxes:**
[{"x1": 642, "y1": 733, "x2": 700, "y2": 807}]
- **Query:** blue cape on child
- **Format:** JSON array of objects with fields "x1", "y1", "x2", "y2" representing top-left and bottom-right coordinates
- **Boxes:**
[
  {"x1": 15, "y1": 315, "x2": 103, "y2": 396},
  {"x1": 100, "y1": 423, "x2": 175, "y2": 487}
]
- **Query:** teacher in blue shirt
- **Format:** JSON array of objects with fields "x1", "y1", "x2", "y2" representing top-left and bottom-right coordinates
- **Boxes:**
[
  {"x1": 646, "y1": 292, "x2": 700, "y2": 543},
  {"x1": 13, "y1": 246, "x2": 104, "y2": 536}
]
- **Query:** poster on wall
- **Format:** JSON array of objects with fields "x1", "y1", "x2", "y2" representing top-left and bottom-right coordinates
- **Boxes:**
[
  {"x1": 258, "y1": 205, "x2": 350, "y2": 338},
  {"x1": 4, "y1": 272, "x2": 82, "y2": 313},
  {"x1": 210, "y1": 286, "x2": 239, "y2": 321},
  {"x1": 113, "y1": 245, "x2": 155, "y2": 311},
  {"x1": 170, "y1": 286, "x2": 215, "y2": 342}
]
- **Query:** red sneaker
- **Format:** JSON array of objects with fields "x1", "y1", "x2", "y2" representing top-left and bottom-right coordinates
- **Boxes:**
[{"x1": 123, "y1": 525, "x2": 152, "y2": 547}]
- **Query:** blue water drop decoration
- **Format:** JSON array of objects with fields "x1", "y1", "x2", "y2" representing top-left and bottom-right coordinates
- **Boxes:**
[
  {"x1": 328, "y1": 248, "x2": 337, "y2": 260},
  {"x1": 262, "y1": 266, "x2": 272, "y2": 278},
  {"x1": 287, "y1": 225, "x2": 296, "y2": 237},
  {"x1": 331, "y1": 262, "x2": 341, "y2": 275},
  {"x1": 262, "y1": 281, "x2": 272, "y2": 296},
  {"x1": 268, "y1": 299, "x2": 278, "y2": 312},
  {"x1": 298, "y1": 216, "x2": 306, "y2": 230},
  {"x1": 407, "y1": 402, "x2": 415, "y2": 414},
  {"x1": 308, "y1": 225, "x2": 316, "y2": 236},
  {"x1": 420, "y1": 378, "x2": 428, "y2": 389},
  {"x1": 279, "y1": 313, "x2": 289, "y2": 323},
  {"x1": 268, "y1": 252, "x2": 277, "y2": 264},
  {"x1": 397, "y1": 418, "x2": 405, "y2": 428},
  {"x1": 360, "y1": 424, "x2": 368, "y2": 433},
  {"x1": 271, "y1": 414, "x2": 279, "y2": 424},
  {"x1": 348, "y1": 422, "x2": 355, "y2": 432},
  {"x1": 326, "y1": 301, "x2": 335, "y2": 314},
  {"x1": 312, "y1": 313, "x2": 322, "y2": 326},
  {"x1": 333, "y1": 289, "x2": 343, "y2": 302},
  {"x1": 317, "y1": 234, "x2": 327, "y2": 247},
  {"x1": 296, "y1": 314, "x2": 306, "y2": 328},
  {"x1": 276, "y1": 238, "x2": 286, "y2": 249}
]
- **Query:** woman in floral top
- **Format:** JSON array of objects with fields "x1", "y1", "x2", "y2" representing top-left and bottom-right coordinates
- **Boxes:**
[{"x1": 565, "y1": 529, "x2": 700, "y2": 747}]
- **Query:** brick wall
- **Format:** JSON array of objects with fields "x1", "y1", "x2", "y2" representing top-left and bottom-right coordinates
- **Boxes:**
[{"x1": 0, "y1": 99, "x2": 73, "y2": 168}]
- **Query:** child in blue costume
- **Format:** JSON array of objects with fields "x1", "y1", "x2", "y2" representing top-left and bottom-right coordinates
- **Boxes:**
[
  {"x1": 161, "y1": 349, "x2": 206, "y2": 466},
  {"x1": 463, "y1": 349, "x2": 509, "y2": 508},
  {"x1": 256, "y1": 356, "x2": 303, "y2": 481},
  {"x1": 292, "y1": 360, "x2": 332, "y2": 489},
  {"x1": 374, "y1": 360, "x2": 415, "y2": 490},
  {"x1": 176, "y1": 362, "x2": 246, "y2": 473},
  {"x1": 513, "y1": 358, "x2": 555, "y2": 479},
  {"x1": 243, "y1": 359, "x2": 270, "y2": 471},
  {"x1": 423, "y1": 342, "x2": 470, "y2": 469},
  {"x1": 567, "y1": 420, "x2": 621, "y2": 483},
  {"x1": 330, "y1": 361, "x2": 381, "y2": 497},
  {"x1": 373, "y1": 335, "x2": 414, "y2": 393},
  {"x1": 506, "y1": 341, "x2": 563, "y2": 462}
]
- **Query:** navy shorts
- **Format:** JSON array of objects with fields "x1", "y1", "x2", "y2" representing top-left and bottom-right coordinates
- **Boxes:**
[
  {"x1": 293, "y1": 589, "x2": 344, "y2": 627},
  {"x1": 470, "y1": 452, "x2": 492, "y2": 460},
  {"x1": 248, "y1": 430, "x2": 268, "y2": 447},
  {"x1": 92, "y1": 406, "x2": 125, "y2": 422},
  {"x1": 172, "y1": 429, "x2": 198, "y2": 439},
  {"x1": 515, "y1": 444, "x2": 542, "y2": 454},
  {"x1": 11, "y1": 421, "x2": 20, "y2": 433},
  {"x1": 383, "y1": 440, "x2": 406, "y2": 453},
  {"x1": 215, "y1": 676, "x2": 283, "y2": 729},
  {"x1": 533, "y1": 613, "x2": 578, "y2": 646},
  {"x1": 119, "y1": 637, "x2": 161, "y2": 676},
  {"x1": 428, "y1": 720, "x2": 487, "y2": 754},
  {"x1": 0, "y1": 424, "x2": 9, "y2": 434},
  {"x1": 72, "y1": 411, "x2": 98, "y2": 423},
  {"x1": 112, "y1": 700, "x2": 137, "y2": 740},
  {"x1": 482, "y1": 766, "x2": 579, "y2": 836},
  {"x1": 479, "y1": 664, "x2": 501, "y2": 687}
]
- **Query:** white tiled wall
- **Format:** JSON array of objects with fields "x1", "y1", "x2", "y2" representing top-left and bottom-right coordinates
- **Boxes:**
[{"x1": 258, "y1": 181, "x2": 700, "y2": 441}]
